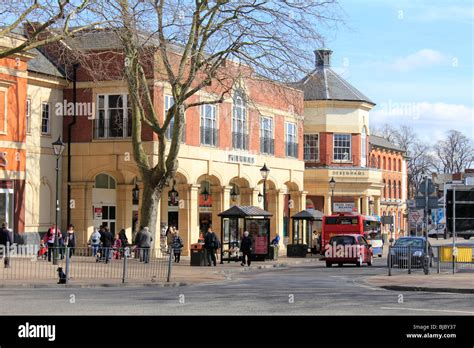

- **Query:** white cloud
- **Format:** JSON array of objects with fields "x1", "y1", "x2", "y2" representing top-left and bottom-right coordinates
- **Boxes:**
[
  {"x1": 391, "y1": 49, "x2": 446, "y2": 72},
  {"x1": 371, "y1": 102, "x2": 474, "y2": 143}
]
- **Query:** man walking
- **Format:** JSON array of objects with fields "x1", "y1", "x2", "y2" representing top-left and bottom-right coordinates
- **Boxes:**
[
  {"x1": 204, "y1": 227, "x2": 219, "y2": 266},
  {"x1": 100, "y1": 227, "x2": 113, "y2": 263},
  {"x1": 240, "y1": 231, "x2": 252, "y2": 267},
  {"x1": 0, "y1": 222, "x2": 12, "y2": 267}
]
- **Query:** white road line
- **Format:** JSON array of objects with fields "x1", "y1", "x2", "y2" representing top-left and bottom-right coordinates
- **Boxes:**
[{"x1": 380, "y1": 306, "x2": 474, "y2": 314}]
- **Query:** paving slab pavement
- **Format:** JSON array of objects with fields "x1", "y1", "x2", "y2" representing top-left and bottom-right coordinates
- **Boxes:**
[{"x1": 368, "y1": 273, "x2": 474, "y2": 294}]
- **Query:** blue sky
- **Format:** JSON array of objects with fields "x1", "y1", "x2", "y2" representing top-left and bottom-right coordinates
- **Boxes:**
[{"x1": 322, "y1": 0, "x2": 473, "y2": 143}]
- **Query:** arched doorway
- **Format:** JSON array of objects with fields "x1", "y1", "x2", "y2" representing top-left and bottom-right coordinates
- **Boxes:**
[{"x1": 92, "y1": 173, "x2": 117, "y2": 234}]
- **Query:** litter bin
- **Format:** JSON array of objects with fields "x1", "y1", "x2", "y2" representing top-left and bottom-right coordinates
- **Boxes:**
[
  {"x1": 190, "y1": 243, "x2": 206, "y2": 266},
  {"x1": 268, "y1": 245, "x2": 279, "y2": 260}
]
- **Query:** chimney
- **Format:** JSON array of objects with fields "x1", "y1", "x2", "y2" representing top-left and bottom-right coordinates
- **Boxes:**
[{"x1": 314, "y1": 49, "x2": 332, "y2": 68}]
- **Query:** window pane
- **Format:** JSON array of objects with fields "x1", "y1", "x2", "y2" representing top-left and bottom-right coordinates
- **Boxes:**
[
  {"x1": 108, "y1": 109, "x2": 124, "y2": 137},
  {"x1": 95, "y1": 174, "x2": 109, "y2": 189},
  {"x1": 108, "y1": 95, "x2": 123, "y2": 108}
]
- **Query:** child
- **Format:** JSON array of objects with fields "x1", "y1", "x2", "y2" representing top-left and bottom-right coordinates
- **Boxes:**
[
  {"x1": 38, "y1": 240, "x2": 48, "y2": 260},
  {"x1": 112, "y1": 234, "x2": 122, "y2": 260}
]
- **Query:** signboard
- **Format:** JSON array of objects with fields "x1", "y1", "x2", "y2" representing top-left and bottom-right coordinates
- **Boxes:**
[
  {"x1": 333, "y1": 202, "x2": 355, "y2": 213},
  {"x1": 94, "y1": 207, "x2": 102, "y2": 219},
  {"x1": 329, "y1": 169, "x2": 369, "y2": 178},
  {"x1": 415, "y1": 196, "x2": 439, "y2": 209},
  {"x1": 246, "y1": 219, "x2": 269, "y2": 255},
  {"x1": 381, "y1": 215, "x2": 394, "y2": 225},
  {"x1": 408, "y1": 209, "x2": 424, "y2": 224}
]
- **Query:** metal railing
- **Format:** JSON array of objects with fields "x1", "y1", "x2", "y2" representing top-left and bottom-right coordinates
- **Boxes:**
[
  {"x1": 387, "y1": 245, "x2": 474, "y2": 275},
  {"x1": 0, "y1": 246, "x2": 171, "y2": 283}
]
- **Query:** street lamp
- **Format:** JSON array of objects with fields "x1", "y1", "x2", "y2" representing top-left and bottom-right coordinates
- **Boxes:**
[
  {"x1": 230, "y1": 184, "x2": 238, "y2": 203},
  {"x1": 329, "y1": 177, "x2": 336, "y2": 213},
  {"x1": 257, "y1": 192, "x2": 263, "y2": 203},
  {"x1": 200, "y1": 182, "x2": 210, "y2": 202},
  {"x1": 168, "y1": 181, "x2": 178, "y2": 204},
  {"x1": 52, "y1": 136, "x2": 65, "y2": 265},
  {"x1": 260, "y1": 163, "x2": 270, "y2": 211},
  {"x1": 132, "y1": 184, "x2": 140, "y2": 205}
]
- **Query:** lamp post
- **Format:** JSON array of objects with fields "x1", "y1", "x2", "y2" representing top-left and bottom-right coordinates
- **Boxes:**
[
  {"x1": 201, "y1": 182, "x2": 210, "y2": 202},
  {"x1": 260, "y1": 164, "x2": 270, "y2": 211},
  {"x1": 52, "y1": 136, "x2": 65, "y2": 265},
  {"x1": 132, "y1": 184, "x2": 140, "y2": 205},
  {"x1": 329, "y1": 177, "x2": 336, "y2": 213},
  {"x1": 168, "y1": 181, "x2": 177, "y2": 205},
  {"x1": 230, "y1": 184, "x2": 238, "y2": 204}
]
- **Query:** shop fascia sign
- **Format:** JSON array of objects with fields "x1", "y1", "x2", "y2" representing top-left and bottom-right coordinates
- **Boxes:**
[
  {"x1": 333, "y1": 202, "x2": 355, "y2": 213},
  {"x1": 329, "y1": 169, "x2": 368, "y2": 178}
]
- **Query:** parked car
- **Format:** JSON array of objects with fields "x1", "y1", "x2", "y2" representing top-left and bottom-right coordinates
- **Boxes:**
[
  {"x1": 325, "y1": 234, "x2": 373, "y2": 267},
  {"x1": 428, "y1": 224, "x2": 445, "y2": 239},
  {"x1": 388, "y1": 237, "x2": 433, "y2": 268}
]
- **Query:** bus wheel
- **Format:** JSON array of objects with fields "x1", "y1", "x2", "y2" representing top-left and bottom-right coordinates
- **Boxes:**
[{"x1": 326, "y1": 261, "x2": 332, "y2": 267}]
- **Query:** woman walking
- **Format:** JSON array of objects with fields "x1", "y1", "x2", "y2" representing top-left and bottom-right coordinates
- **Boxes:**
[{"x1": 171, "y1": 230, "x2": 183, "y2": 263}]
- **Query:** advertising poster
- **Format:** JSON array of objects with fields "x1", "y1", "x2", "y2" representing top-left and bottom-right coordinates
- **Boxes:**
[{"x1": 246, "y1": 219, "x2": 268, "y2": 255}]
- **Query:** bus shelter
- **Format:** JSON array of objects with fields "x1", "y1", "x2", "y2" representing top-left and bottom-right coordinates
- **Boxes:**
[
  {"x1": 218, "y1": 205, "x2": 272, "y2": 263},
  {"x1": 288, "y1": 209, "x2": 323, "y2": 257}
]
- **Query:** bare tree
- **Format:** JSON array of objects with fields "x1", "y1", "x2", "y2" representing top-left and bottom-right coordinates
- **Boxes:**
[
  {"x1": 64, "y1": 0, "x2": 340, "y2": 233},
  {"x1": 0, "y1": 0, "x2": 105, "y2": 59},
  {"x1": 433, "y1": 129, "x2": 474, "y2": 174}
]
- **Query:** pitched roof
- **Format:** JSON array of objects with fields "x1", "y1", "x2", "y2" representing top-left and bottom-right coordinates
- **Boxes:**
[
  {"x1": 291, "y1": 209, "x2": 323, "y2": 220},
  {"x1": 293, "y1": 49, "x2": 375, "y2": 105},
  {"x1": 218, "y1": 205, "x2": 272, "y2": 218},
  {"x1": 27, "y1": 48, "x2": 65, "y2": 78},
  {"x1": 369, "y1": 135, "x2": 405, "y2": 153}
]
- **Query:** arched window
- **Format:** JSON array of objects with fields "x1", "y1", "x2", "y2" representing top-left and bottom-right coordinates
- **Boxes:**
[
  {"x1": 398, "y1": 180, "x2": 402, "y2": 199},
  {"x1": 388, "y1": 180, "x2": 392, "y2": 198},
  {"x1": 378, "y1": 155, "x2": 381, "y2": 169},
  {"x1": 95, "y1": 173, "x2": 116, "y2": 189},
  {"x1": 393, "y1": 158, "x2": 396, "y2": 171},
  {"x1": 383, "y1": 157, "x2": 386, "y2": 170},
  {"x1": 361, "y1": 126, "x2": 367, "y2": 167},
  {"x1": 232, "y1": 92, "x2": 247, "y2": 150},
  {"x1": 398, "y1": 159, "x2": 402, "y2": 172},
  {"x1": 394, "y1": 181, "x2": 398, "y2": 199},
  {"x1": 383, "y1": 179, "x2": 386, "y2": 198},
  {"x1": 388, "y1": 157, "x2": 391, "y2": 171}
]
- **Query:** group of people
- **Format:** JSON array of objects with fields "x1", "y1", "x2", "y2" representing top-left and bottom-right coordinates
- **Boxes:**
[
  {"x1": 41, "y1": 224, "x2": 77, "y2": 262},
  {"x1": 88, "y1": 225, "x2": 129, "y2": 263}
]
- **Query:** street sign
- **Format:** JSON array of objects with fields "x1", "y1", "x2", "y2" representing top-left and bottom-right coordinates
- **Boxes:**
[
  {"x1": 333, "y1": 202, "x2": 354, "y2": 213},
  {"x1": 409, "y1": 209, "x2": 424, "y2": 224},
  {"x1": 415, "y1": 196, "x2": 439, "y2": 209},
  {"x1": 417, "y1": 178, "x2": 436, "y2": 196},
  {"x1": 381, "y1": 216, "x2": 394, "y2": 225}
]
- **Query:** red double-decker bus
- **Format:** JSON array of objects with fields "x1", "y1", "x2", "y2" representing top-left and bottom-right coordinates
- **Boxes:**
[{"x1": 321, "y1": 213, "x2": 382, "y2": 256}]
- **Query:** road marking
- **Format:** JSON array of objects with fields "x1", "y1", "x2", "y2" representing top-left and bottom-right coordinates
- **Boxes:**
[{"x1": 380, "y1": 306, "x2": 474, "y2": 314}]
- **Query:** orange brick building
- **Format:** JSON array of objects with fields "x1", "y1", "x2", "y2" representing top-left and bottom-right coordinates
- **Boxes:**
[{"x1": 369, "y1": 135, "x2": 408, "y2": 239}]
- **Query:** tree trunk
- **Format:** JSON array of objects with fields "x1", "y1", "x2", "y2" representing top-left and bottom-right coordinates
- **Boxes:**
[{"x1": 138, "y1": 178, "x2": 161, "y2": 242}]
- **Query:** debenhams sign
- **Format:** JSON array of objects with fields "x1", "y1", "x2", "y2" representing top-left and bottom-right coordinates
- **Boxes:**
[{"x1": 330, "y1": 169, "x2": 368, "y2": 177}]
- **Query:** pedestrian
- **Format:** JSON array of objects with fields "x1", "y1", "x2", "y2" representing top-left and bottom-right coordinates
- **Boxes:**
[
  {"x1": 240, "y1": 231, "x2": 252, "y2": 267},
  {"x1": 0, "y1": 222, "x2": 12, "y2": 266},
  {"x1": 112, "y1": 233, "x2": 122, "y2": 259},
  {"x1": 137, "y1": 226, "x2": 153, "y2": 263},
  {"x1": 100, "y1": 226, "x2": 113, "y2": 263},
  {"x1": 65, "y1": 224, "x2": 76, "y2": 258},
  {"x1": 166, "y1": 225, "x2": 175, "y2": 253},
  {"x1": 58, "y1": 228, "x2": 65, "y2": 259},
  {"x1": 118, "y1": 229, "x2": 128, "y2": 258},
  {"x1": 89, "y1": 227, "x2": 101, "y2": 257},
  {"x1": 204, "y1": 227, "x2": 220, "y2": 267},
  {"x1": 171, "y1": 230, "x2": 183, "y2": 263},
  {"x1": 45, "y1": 224, "x2": 59, "y2": 262},
  {"x1": 271, "y1": 232, "x2": 280, "y2": 246}
]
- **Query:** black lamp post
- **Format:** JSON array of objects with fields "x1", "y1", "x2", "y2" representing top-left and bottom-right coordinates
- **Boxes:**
[
  {"x1": 329, "y1": 177, "x2": 336, "y2": 213},
  {"x1": 260, "y1": 163, "x2": 270, "y2": 211},
  {"x1": 52, "y1": 136, "x2": 65, "y2": 265},
  {"x1": 132, "y1": 184, "x2": 140, "y2": 205}
]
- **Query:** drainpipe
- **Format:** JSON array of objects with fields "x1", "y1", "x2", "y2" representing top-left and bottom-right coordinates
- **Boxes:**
[{"x1": 66, "y1": 64, "x2": 79, "y2": 228}]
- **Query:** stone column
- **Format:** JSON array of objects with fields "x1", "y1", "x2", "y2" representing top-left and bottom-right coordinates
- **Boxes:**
[
  {"x1": 116, "y1": 184, "x2": 135, "y2": 245},
  {"x1": 271, "y1": 189, "x2": 286, "y2": 244},
  {"x1": 84, "y1": 182, "x2": 94, "y2": 245},
  {"x1": 250, "y1": 188, "x2": 261, "y2": 207},
  {"x1": 362, "y1": 196, "x2": 370, "y2": 215},
  {"x1": 354, "y1": 196, "x2": 362, "y2": 214},
  {"x1": 212, "y1": 185, "x2": 231, "y2": 239},
  {"x1": 374, "y1": 196, "x2": 381, "y2": 215},
  {"x1": 324, "y1": 194, "x2": 332, "y2": 215},
  {"x1": 187, "y1": 184, "x2": 200, "y2": 253}
]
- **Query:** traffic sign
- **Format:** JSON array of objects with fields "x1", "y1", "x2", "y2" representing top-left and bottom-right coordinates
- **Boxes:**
[
  {"x1": 415, "y1": 196, "x2": 439, "y2": 209},
  {"x1": 417, "y1": 178, "x2": 436, "y2": 196}
]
